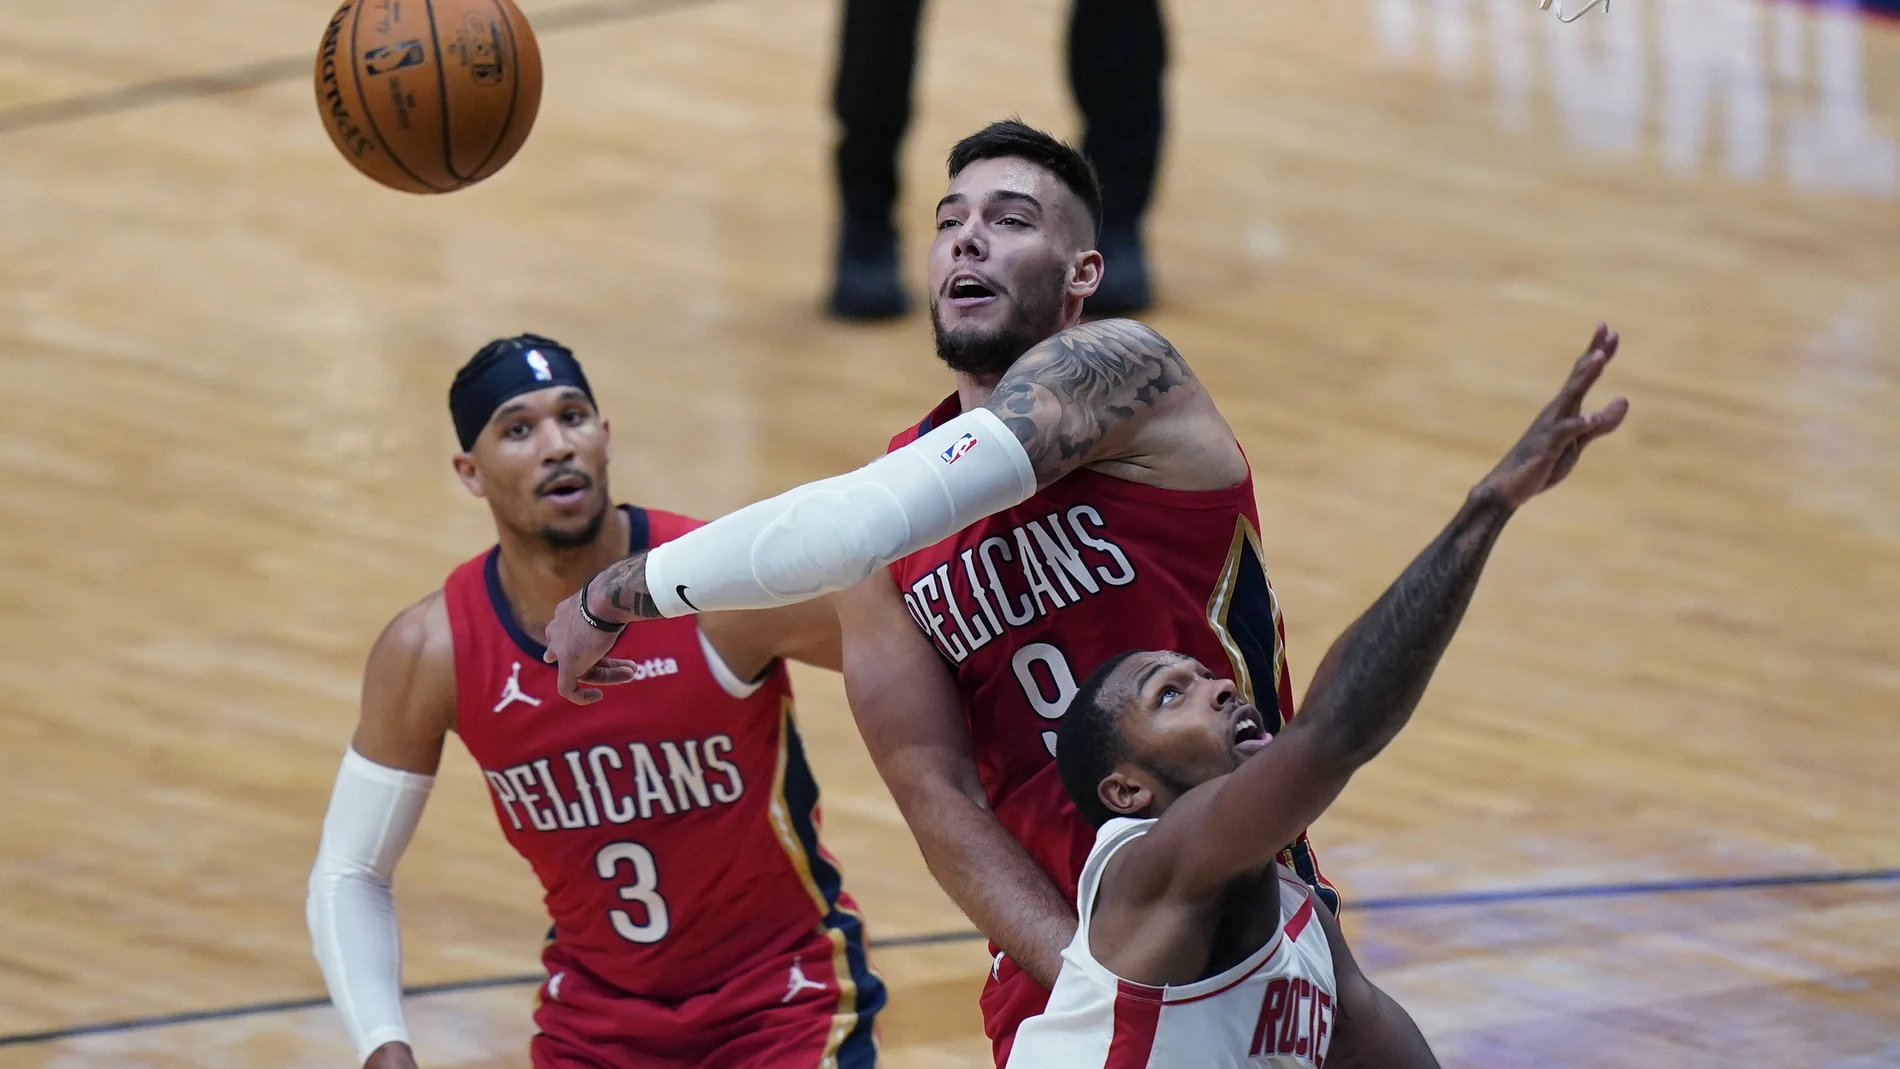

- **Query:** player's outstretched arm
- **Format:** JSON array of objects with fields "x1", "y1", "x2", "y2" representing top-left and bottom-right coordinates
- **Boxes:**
[
  {"x1": 839, "y1": 571, "x2": 1078, "y2": 986},
  {"x1": 308, "y1": 593, "x2": 457, "y2": 1069},
  {"x1": 539, "y1": 318, "x2": 1234, "y2": 703},
  {"x1": 1130, "y1": 326, "x2": 1629, "y2": 898}
]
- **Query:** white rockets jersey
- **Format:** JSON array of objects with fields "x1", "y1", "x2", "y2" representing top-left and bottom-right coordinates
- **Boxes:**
[{"x1": 1007, "y1": 817, "x2": 1338, "y2": 1069}]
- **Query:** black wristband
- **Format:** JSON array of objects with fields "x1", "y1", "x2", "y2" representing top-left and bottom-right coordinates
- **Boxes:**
[{"x1": 577, "y1": 579, "x2": 628, "y2": 633}]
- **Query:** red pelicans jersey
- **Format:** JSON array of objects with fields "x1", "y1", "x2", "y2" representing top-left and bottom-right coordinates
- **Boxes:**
[
  {"x1": 441, "y1": 506, "x2": 879, "y2": 1041},
  {"x1": 1007, "y1": 818, "x2": 1337, "y2": 1069},
  {"x1": 889, "y1": 395, "x2": 1334, "y2": 1059}
]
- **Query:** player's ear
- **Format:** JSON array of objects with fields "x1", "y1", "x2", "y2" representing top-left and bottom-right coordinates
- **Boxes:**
[
  {"x1": 1098, "y1": 768, "x2": 1151, "y2": 818},
  {"x1": 452, "y1": 452, "x2": 487, "y2": 498},
  {"x1": 1068, "y1": 248, "x2": 1104, "y2": 300}
]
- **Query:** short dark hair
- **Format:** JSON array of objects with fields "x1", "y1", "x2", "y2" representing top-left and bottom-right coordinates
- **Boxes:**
[
  {"x1": 947, "y1": 119, "x2": 1103, "y2": 242},
  {"x1": 1057, "y1": 649, "x2": 1146, "y2": 828}
]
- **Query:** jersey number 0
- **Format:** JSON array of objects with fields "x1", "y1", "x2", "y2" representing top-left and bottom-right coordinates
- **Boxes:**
[{"x1": 1012, "y1": 642, "x2": 1079, "y2": 757}]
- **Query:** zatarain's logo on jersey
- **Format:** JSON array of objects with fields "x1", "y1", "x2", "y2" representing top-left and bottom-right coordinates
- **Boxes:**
[
  {"x1": 940, "y1": 431, "x2": 978, "y2": 465},
  {"x1": 627, "y1": 657, "x2": 679, "y2": 681}
]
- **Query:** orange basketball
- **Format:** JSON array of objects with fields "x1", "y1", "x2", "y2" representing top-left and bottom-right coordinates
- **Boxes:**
[{"x1": 314, "y1": 0, "x2": 542, "y2": 194}]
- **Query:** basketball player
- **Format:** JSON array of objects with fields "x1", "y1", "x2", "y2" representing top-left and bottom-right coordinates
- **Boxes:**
[
  {"x1": 305, "y1": 335, "x2": 882, "y2": 1069},
  {"x1": 539, "y1": 122, "x2": 1625, "y2": 1063},
  {"x1": 1010, "y1": 344, "x2": 1629, "y2": 1067}
]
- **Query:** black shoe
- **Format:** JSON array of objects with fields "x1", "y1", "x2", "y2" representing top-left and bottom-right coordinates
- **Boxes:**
[
  {"x1": 827, "y1": 216, "x2": 910, "y2": 320},
  {"x1": 1086, "y1": 226, "x2": 1153, "y2": 316}
]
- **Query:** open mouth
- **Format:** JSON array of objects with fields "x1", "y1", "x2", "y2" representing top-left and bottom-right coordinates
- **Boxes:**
[
  {"x1": 945, "y1": 273, "x2": 998, "y2": 308},
  {"x1": 1232, "y1": 707, "x2": 1271, "y2": 755},
  {"x1": 537, "y1": 471, "x2": 591, "y2": 505}
]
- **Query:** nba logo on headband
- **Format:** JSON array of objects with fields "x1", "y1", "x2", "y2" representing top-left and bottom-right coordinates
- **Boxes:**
[{"x1": 526, "y1": 351, "x2": 553, "y2": 381}]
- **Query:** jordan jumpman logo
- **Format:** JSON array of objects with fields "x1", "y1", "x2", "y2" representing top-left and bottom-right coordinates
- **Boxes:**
[
  {"x1": 782, "y1": 957, "x2": 828, "y2": 1003},
  {"x1": 493, "y1": 662, "x2": 543, "y2": 713}
]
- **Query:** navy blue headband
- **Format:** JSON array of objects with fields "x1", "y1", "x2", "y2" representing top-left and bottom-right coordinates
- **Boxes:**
[{"x1": 449, "y1": 337, "x2": 596, "y2": 450}]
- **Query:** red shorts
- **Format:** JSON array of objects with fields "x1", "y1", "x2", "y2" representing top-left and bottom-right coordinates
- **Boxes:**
[
  {"x1": 978, "y1": 946, "x2": 1051, "y2": 1068},
  {"x1": 531, "y1": 926, "x2": 882, "y2": 1069}
]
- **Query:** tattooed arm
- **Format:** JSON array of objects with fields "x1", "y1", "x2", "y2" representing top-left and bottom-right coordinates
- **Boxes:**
[
  {"x1": 1113, "y1": 326, "x2": 1630, "y2": 899},
  {"x1": 983, "y1": 318, "x2": 1248, "y2": 492}
]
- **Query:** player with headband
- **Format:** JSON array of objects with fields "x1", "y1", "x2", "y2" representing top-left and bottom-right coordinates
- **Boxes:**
[
  {"x1": 543, "y1": 119, "x2": 1626, "y2": 1063},
  {"x1": 307, "y1": 335, "x2": 881, "y2": 1069}
]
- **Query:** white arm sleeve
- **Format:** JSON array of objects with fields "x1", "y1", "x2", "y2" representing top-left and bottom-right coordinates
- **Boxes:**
[
  {"x1": 306, "y1": 748, "x2": 433, "y2": 1066},
  {"x1": 645, "y1": 407, "x2": 1037, "y2": 616}
]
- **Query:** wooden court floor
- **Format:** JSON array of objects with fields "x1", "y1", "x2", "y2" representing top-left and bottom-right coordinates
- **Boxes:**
[{"x1": 1, "y1": 0, "x2": 1897, "y2": 1065}]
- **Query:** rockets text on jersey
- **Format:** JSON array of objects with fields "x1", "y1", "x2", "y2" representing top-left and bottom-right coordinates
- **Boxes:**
[{"x1": 1006, "y1": 818, "x2": 1337, "y2": 1069}]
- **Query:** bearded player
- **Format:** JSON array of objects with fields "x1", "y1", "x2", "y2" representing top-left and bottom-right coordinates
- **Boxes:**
[
  {"x1": 1011, "y1": 342, "x2": 1627, "y2": 1068},
  {"x1": 541, "y1": 121, "x2": 1627, "y2": 1063},
  {"x1": 305, "y1": 335, "x2": 881, "y2": 1069}
]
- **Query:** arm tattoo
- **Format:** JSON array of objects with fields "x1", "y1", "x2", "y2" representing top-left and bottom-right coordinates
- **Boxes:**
[
  {"x1": 986, "y1": 319, "x2": 1194, "y2": 483},
  {"x1": 1307, "y1": 492, "x2": 1514, "y2": 759},
  {"x1": 595, "y1": 551, "x2": 663, "y2": 622}
]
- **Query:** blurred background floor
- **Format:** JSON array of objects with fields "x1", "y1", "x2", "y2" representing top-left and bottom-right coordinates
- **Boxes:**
[{"x1": 0, "y1": 0, "x2": 1896, "y2": 1065}]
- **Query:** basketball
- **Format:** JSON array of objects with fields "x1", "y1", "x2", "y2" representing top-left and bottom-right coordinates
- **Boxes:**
[{"x1": 313, "y1": 0, "x2": 542, "y2": 194}]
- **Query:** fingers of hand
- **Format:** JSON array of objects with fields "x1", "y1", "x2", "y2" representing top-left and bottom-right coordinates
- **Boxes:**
[
  {"x1": 562, "y1": 676, "x2": 602, "y2": 704},
  {"x1": 581, "y1": 661, "x2": 637, "y2": 686},
  {"x1": 1585, "y1": 396, "x2": 1631, "y2": 440},
  {"x1": 1557, "y1": 340, "x2": 1614, "y2": 415},
  {"x1": 1546, "y1": 413, "x2": 1596, "y2": 454}
]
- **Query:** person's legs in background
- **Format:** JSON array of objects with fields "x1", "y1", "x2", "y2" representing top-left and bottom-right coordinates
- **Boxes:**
[
  {"x1": 829, "y1": 0, "x2": 927, "y2": 320},
  {"x1": 1069, "y1": 0, "x2": 1167, "y2": 314}
]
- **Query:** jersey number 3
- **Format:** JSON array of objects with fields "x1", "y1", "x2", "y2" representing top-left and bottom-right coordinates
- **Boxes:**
[{"x1": 596, "y1": 841, "x2": 669, "y2": 943}]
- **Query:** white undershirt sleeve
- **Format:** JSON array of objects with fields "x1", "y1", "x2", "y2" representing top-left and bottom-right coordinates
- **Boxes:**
[
  {"x1": 306, "y1": 748, "x2": 433, "y2": 1065},
  {"x1": 644, "y1": 407, "x2": 1037, "y2": 616}
]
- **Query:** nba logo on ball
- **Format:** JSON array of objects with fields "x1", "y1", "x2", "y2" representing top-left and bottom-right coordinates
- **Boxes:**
[
  {"x1": 526, "y1": 352, "x2": 553, "y2": 381},
  {"x1": 362, "y1": 40, "x2": 424, "y2": 75},
  {"x1": 941, "y1": 432, "x2": 978, "y2": 465}
]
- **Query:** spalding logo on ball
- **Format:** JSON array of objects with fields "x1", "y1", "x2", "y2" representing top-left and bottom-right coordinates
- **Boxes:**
[{"x1": 314, "y1": 0, "x2": 542, "y2": 193}]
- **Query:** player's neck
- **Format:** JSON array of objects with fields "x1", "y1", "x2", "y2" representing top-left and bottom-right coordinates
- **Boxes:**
[
  {"x1": 951, "y1": 311, "x2": 1087, "y2": 412},
  {"x1": 492, "y1": 504, "x2": 631, "y2": 638},
  {"x1": 954, "y1": 371, "x2": 1003, "y2": 412}
]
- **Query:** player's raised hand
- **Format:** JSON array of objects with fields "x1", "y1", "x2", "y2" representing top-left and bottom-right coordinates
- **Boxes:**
[{"x1": 1478, "y1": 323, "x2": 1629, "y2": 509}]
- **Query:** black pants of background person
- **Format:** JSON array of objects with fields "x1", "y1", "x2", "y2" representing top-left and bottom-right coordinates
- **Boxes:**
[{"x1": 829, "y1": 0, "x2": 1167, "y2": 319}]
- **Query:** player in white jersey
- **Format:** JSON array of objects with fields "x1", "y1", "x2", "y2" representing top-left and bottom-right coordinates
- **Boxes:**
[{"x1": 1010, "y1": 334, "x2": 1631, "y2": 1068}]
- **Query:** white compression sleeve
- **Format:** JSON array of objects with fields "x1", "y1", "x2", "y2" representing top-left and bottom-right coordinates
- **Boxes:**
[
  {"x1": 307, "y1": 749, "x2": 433, "y2": 1065},
  {"x1": 644, "y1": 407, "x2": 1037, "y2": 615}
]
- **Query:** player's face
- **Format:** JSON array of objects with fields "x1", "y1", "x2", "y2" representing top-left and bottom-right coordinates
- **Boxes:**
[
  {"x1": 1108, "y1": 652, "x2": 1273, "y2": 815},
  {"x1": 454, "y1": 386, "x2": 612, "y2": 549},
  {"x1": 929, "y1": 157, "x2": 1104, "y2": 378}
]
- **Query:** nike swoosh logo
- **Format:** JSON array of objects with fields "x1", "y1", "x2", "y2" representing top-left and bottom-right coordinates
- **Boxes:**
[{"x1": 675, "y1": 585, "x2": 701, "y2": 612}]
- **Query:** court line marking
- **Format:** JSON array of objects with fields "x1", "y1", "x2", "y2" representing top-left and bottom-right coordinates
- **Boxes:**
[
  {"x1": 1, "y1": 866, "x2": 1893, "y2": 1049},
  {"x1": 0, "y1": 0, "x2": 724, "y2": 136}
]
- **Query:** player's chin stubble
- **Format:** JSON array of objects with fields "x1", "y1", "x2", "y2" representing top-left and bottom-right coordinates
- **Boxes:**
[
  {"x1": 931, "y1": 272, "x2": 1069, "y2": 378},
  {"x1": 539, "y1": 497, "x2": 610, "y2": 550}
]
